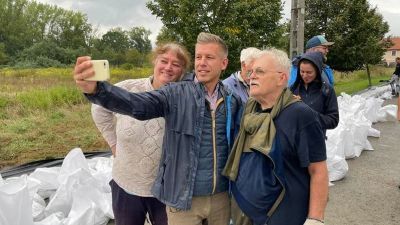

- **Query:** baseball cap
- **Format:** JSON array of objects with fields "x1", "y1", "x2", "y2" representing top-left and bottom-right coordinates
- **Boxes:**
[{"x1": 306, "y1": 35, "x2": 334, "y2": 50}]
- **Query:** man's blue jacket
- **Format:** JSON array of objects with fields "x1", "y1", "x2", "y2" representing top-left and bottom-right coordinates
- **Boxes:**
[{"x1": 86, "y1": 73, "x2": 242, "y2": 210}]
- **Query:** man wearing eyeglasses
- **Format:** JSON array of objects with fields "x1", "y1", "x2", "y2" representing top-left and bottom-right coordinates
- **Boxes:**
[
  {"x1": 223, "y1": 47, "x2": 261, "y2": 103},
  {"x1": 288, "y1": 35, "x2": 335, "y2": 87},
  {"x1": 223, "y1": 48, "x2": 328, "y2": 225}
]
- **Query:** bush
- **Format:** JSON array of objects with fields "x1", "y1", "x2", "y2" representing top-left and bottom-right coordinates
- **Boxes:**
[{"x1": 120, "y1": 63, "x2": 134, "y2": 70}]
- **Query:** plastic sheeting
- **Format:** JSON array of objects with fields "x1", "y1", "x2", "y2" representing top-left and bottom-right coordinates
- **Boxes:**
[
  {"x1": 0, "y1": 148, "x2": 113, "y2": 225},
  {"x1": 326, "y1": 89, "x2": 398, "y2": 182}
]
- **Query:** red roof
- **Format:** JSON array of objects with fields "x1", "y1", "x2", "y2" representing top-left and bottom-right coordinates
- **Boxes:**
[{"x1": 387, "y1": 37, "x2": 400, "y2": 50}]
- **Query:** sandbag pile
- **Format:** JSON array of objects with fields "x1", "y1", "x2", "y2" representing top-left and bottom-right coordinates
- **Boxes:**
[
  {"x1": 326, "y1": 89, "x2": 398, "y2": 182},
  {"x1": 0, "y1": 148, "x2": 114, "y2": 225}
]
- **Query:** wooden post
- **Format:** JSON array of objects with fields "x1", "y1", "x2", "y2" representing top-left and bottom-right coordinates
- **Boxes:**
[{"x1": 290, "y1": 0, "x2": 305, "y2": 59}]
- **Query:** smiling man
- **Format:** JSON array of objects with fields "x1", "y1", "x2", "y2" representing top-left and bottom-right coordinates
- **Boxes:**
[
  {"x1": 73, "y1": 32, "x2": 242, "y2": 225},
  {"x1": 223, "y1": 48, "x2": 329, "y2": 225}
]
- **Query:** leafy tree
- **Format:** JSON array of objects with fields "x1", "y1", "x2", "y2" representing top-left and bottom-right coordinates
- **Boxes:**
[
  {"x1": 305, "y1": 0, "x2": 389, "y2": 73},
  {"x1": 147, "y1": 0, "x2": 285, "y2": 74},
  {"x1": 0, "y1": 43, "x2": 9, "y2": 65},
  {"x1": 125, "y1": 48, "x2": 145, "y2": 67},
  {"x1": 0, "y1": 0, "x2": 93, "y2": 64},
  {"x1": 127, "y1": 27, "x2": 152, "y2": 54},
  {"x1": 156, "y1": 26, "x2": 183, "y2": 45},
  {"x1": 100, "y1": 28, "x2": 129, "y2": 53}
]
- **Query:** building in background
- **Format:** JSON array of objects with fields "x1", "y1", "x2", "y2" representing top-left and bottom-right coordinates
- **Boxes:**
[{"x1": 383, "y1": 37, "x2": 400, "y2": 66}]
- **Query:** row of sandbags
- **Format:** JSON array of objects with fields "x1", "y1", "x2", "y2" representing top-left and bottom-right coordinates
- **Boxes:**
[
  {"x1": 0, "y1": 148, "x2": 114, "y2": 225},
  {"x1": 327, "y1": 85, "x2": 398, "y2": 182}
]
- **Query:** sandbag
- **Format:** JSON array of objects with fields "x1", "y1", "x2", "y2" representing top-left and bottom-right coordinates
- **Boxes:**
[{"x1": 0, "y1": 175, "x2": 34, "y2": 225}]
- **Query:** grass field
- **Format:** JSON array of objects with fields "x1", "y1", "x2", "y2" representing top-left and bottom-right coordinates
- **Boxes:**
[
  {"x1": 0, "y1": 65, "x2": 395, "y2": 169},
  {"x1": 0, "y1": 67, "x2": 151, "y2": 169}
]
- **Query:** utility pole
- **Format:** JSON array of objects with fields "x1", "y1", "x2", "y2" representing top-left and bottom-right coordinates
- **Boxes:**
[{"x1": 289, "y1": 0, "x2": 305, "y2": 59}]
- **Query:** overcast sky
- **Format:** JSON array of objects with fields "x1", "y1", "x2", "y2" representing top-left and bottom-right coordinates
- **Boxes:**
[{"x1": 36, "y1": 0, "x2": 400, "y2": 44}]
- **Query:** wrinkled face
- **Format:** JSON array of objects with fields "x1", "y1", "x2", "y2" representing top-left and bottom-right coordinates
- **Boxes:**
[
  {"x1": 249, "y1": 55, "x2": 286, "y2": 99},
  {"x1": 195, "y1": 43, "x2": 228, "y2": 85},
  {"x1": 299, "y1": 62, "x2": 317, "y2": 84},
  {"x1": 153, "y1": 51, "x2": 184, "y2": 86}
]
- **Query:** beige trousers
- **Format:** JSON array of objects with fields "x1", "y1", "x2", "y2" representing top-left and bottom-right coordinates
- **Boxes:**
[{"x1": 166, "y1": 192, "x2": 230, "y2": 225}]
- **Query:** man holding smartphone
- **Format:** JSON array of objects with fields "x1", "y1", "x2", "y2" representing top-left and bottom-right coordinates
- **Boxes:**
[{"x1": 74, "y1": 32, "x2": 243, "y2": 225}]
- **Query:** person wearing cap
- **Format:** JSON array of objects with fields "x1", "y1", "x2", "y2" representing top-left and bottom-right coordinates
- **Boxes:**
[
  {"x1": 288, "y1": 35, "x2": 335, "y2": 87},
  {"x1": 223, "y1": 47, "x2": 261, "y2": 103},
  {"x1": 290, "y1": 51, "x2": 339, "y2": 135}
]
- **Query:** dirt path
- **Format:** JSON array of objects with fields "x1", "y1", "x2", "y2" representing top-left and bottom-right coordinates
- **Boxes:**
[{"x1": 325, "y1": 97, "x2": 400, "y2": 225}]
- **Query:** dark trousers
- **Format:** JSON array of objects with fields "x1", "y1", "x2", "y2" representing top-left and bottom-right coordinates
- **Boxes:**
[{"x1": 110, "y1": 179, "x2": 167, "y2": 225}]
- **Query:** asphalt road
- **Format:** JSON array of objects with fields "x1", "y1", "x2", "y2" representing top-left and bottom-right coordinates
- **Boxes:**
[{"x1": 325, "y1": 97, "x2": 400, "y2": 225}]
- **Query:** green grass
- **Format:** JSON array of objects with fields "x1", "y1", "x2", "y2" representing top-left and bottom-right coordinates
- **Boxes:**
[
  {"x1": 334, "y1": 66, "x2": 392, "y2": 95},
  {"x1": 0, "y1": 67, "x2": 151, "y2": 169}
]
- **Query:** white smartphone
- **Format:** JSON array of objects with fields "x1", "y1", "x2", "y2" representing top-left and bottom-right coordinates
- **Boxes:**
[{"x1": 85, "y1": 60, "x2": 110, "y2": 81}]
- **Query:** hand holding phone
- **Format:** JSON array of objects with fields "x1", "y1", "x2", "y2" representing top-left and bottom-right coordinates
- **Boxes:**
[{"x1": 85, "y1": 60, "x2": 110, "y2": 81}]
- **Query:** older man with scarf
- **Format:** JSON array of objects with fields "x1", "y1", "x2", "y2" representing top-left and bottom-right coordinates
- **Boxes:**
[{"x1": 223, "y1": 48, "x2": 329, "y2": 225}]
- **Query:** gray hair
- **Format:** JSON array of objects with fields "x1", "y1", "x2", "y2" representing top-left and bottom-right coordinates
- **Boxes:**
[
  {"x1": 256, "y1": 48, "x2": 291, "y2": 73},
  {"x1": 240, "y1": 47, "x2": 261, "y2": 65},
  {"x1": 196, "y1": 32, "x2": 228, "y2": 57}
]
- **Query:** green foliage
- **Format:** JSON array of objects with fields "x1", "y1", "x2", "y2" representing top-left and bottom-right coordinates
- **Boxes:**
[
  {"x1": 16, "y1": 86, "x2": 84, "y2": 110},
  {"x1": 147, "y1": 0, "x2": 285, "y2": 74},
  {"x1": 127, "y1": 27, "x2": 152, "y2": 54},
  {"x1": 156, "y1": 26, "x2": 183, "y2": 45},
  {"x1": 305, "y1": 0, "x2": 389, "y2": 72},
  {"x1": 0, "y1": 0, "x2": 92, "y2": 61},
  {"x1": 0, "y1": 43, "x2": 9, "y2": 65}
]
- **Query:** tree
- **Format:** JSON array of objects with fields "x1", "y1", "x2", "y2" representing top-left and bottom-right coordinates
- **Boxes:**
[
  {"x1": 156, "y1": 26, "x2": 183, "y2": 45},
  {"x1": 0, "y1": 43, "x2": 9, "y2": 65},
  {"x1": 305, "y1": 0, "x2": 389, "y2": 73},
  {"x1": 147, "y1": 0, "x2": 285, "y2": 74},
  {"x1": 100, "y1": 28, "x2": 130, "y2": 53},
  {"x1": 127, "y1": 27, "x2": 152, "y2": 54},
  {"x1": 0, "y1": 0, "x2": 93, "y2": 64}
]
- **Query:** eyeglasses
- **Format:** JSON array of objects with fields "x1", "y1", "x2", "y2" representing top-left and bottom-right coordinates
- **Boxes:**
[{"x1": 246, "y1": 68, "x2": 283, "y2": 78}]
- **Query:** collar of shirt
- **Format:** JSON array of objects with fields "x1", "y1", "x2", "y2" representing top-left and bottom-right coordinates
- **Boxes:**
[{"x1": 194, "y1": 76, "x2": 220, "y2": 110}]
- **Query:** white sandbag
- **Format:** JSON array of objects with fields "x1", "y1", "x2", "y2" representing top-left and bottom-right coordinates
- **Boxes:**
[
  {"x1": 64, "y1": 184, "x2": 111, "y2": 225},
  {"x1": 45, "y1": 168, "x2": 93, "y2": 217},
  {"x1": 29, "y1": 167, "x2": 60, "y2": 199},
  {"x1": 32, "y1": 193, "x2": 46, "y2": 221},
  {"x1": 363, "y1": 97, "x2": 384, "y2": 123},
  {"x1": 0, "y1": 175, "x2": 34, "y2": 225},
  {"x1": 34, "y1": 212, "x2": 65, "y2": 225},
  {"x1": 87, "y1": 157, "x2": 113, "y2": 193},
  {"x1": 58, "y1": 148, "x2": 90, "y2": 184},
  {"x1": 367, "y1": 127, "x2": 381, "y2": 137},
  {"x1": 326, "y1": 126, "x2": 349, "y2": 181},
  {"x1": 0, "y1": 174, "x2": 3, "y2": 185},
  {"x1": 379, "y1": 104, "x2": 398, "y2": 122},
  {"x1": 45, "y1": 148, "x2": 91, "y2": 216},
  {"x1": 352, "y1": 116, "x2": 373, "y2": 156}
]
